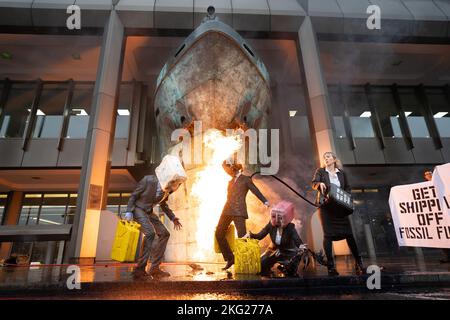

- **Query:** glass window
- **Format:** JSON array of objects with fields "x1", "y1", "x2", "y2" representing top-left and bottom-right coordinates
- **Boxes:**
[
  {"x1": 346, "y1": 87, "x2": 376, "y2": 138},
  {"x1": 19, "y1": 193, "x2": 72, "y2": 225},
  {"x1": 398, "y1": 88, "x2": 430, "y2": 138},
  {"x1": 370, "y1": 87, "x2": 403, "y2": 138},
  {"x1": 426, "y1": 88, "x2": 450, "y2": 138},
  {"x1": 66, "y1": 193, "x2": 78, "y2": 224},
  {"x1": 32, "y1": 83, "x2": 67, "y2": 138},
  {"x1": 0, "y1": 82, "x2": 36, "y2": 138},
  {"x1": 66, "y1": 83, "x2": 94, "y2": 139},
  {"x1": 120, "y1": 193, "x2": 131, "y2": 215},
  {"x1": 19, "y1": 194, "x2": 42, "y2": 225},
  {"x1": 107, "y1": 193, "x2": 121, "y2": 215},
  {"x1": 39, "y1": 194, "x2": 68, "y2": 225},
  {"x1": 328, "y1": 87, "x2": 347, "y2": 139},
  {"x1": 115, "y1": 84, "x2": 133, "y2": 138},
  {"x1": 0, "y1": 194, "x2": 7, "y2": 224}
]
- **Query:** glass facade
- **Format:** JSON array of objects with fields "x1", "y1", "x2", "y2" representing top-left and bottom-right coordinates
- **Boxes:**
[
  {"x1": 329, "y1": 84, "x2": 450, "y2": 143},
  {"x1": 427, "y1": 87, "x2": 450, "y2": 138},
  {"x1": 32, "y1": 83, "x2": 67, "y2": 138},
  {"x1": 0, "y1": 80, "x2": 137, "y2": 140},
  {"x1": 19, "y1": 193, "x2": 71, "y2": 225},
  {"x1": 115, "y1": 83, "x2": 133, "y2": 139},
  {"x1": 17, "y1": 192, "x2": 130, "y2": 225},
  {"x1": 9, "y1": 191, "x2": 130, "y2": 264},
  {"x1": 328, "y1": 86, "x2": 348, "y2": 139},
  {"x1": 347, "y1": 87, "x2": 376, "y2": 138},
  {"x1": 398, "y1": 87, "x2": 430, "y2": 138},
  {"x1": 66, "y1": 83, "x2": 94, "y2": 139},
  {"x1": 0, "y1": 82, "x2": 35, "y2": 138},
  {"x1": 370, "y1": 87, "x2": 403, "y2": 138}
]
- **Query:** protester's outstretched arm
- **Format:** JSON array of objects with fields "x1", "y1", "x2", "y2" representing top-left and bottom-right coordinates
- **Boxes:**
[
  {"x1": 250, "y1": 223, "x2": 271, "y2": 240},
  {"x1": 248, "y1": 178, "x2": 268, "y2": 205}
]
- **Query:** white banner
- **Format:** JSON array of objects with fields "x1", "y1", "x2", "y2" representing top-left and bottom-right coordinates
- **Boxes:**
[
  {"x1": 389, "y1": 166, "x2": 450, "y2": 248},
  {"x1": 432, "y1": 163, "x2": 450, "y2": 218}
]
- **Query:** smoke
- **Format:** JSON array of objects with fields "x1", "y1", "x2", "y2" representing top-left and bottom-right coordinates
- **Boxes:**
[{"x1": 245, "y1": 152, "x2": 317, "y2": 249}]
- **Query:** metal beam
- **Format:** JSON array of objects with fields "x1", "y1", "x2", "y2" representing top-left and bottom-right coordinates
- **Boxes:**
[
  {"x1": 22, "y1": 79, "x2": 43, "y2": 151},
  {"x1": 338, "y1": 85, "x2": 356, "y2": 150},
  {"x1": 415, "y1": 84, "x2": 443, "y2": 149},
  {"x1": 57, "y1": 79, "x2": 75, "y2": 151},
  {"x1": 391, "y1": 84, "x2": 414, "y2": 150},
  {"x1": 365, "y1": 83, "x2": 385, "y2": 149}
]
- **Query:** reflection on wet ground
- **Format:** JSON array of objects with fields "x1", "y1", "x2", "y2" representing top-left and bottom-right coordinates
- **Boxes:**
[
  {"x1": 0, "y1": 256, "x2": 449, "y2": 300},
  {"x1": 1, "y1": 256, "x2": 448, "y2": 286}
]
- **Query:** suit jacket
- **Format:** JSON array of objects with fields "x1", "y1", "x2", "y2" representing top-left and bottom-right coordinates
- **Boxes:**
[
  {"x1": 126, "y1": 175, "x2": 176, "y2": 221},
  {"x1": 250, "y1": 222, "x2": 303, "y2": 251},
  {"x1": 311, "y1": 167, "x2": 350, "y2": 205},
  {"x1": 221, "y1": 174, "x2": 267, "y2": 219}
]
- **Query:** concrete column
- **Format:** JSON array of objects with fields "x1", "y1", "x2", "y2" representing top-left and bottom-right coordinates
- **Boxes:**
[
  {"x1": 0, "y1": 191, "x2": 23, "y2": 259},
  {"x1": 66, "y1": 10, "x2": 125, "y2": 263},
  {"x1": 297, "y1": 16, "x2": 335, "y2": 163},
  {"x1": 297, "y1": 17, "x2": 351, "y2": 255}
]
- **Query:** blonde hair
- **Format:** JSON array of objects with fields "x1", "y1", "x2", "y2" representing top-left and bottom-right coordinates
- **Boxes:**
[{"x1": 323, "y1": 151, "x2": 342, "y2": 169}]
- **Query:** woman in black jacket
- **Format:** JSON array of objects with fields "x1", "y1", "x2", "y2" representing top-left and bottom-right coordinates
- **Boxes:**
[
  {"x1": 312, "y1": 151, "x2": 363, "y2": 276},
  {"x1": 249, "y1": 215, "x2": 303, "y2": 276}
]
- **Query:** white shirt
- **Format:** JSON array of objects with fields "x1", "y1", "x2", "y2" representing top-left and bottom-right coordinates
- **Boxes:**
[
  {"x1": 275, "y1": 228, "x2": 282, "y2": 245},
  {"x1": 325, "y1": 167, "x2": 341, "y2": 188}
]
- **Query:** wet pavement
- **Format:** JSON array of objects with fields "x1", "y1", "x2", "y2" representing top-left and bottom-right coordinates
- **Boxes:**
[{"x1": 0, "y1": 256, "x2": 449, "y2": 299}]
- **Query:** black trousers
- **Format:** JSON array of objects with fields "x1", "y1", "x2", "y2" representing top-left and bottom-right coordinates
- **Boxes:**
[
  {"x1": 133, "y1": 208, "x2": 170, "y2": 271},
  {"x1": 323, "y1": 234, "x2": 361, "y2": 267},
  {"x1": 215, "y1": 214, "x2": 246, "y2": 262},
  {"x1": 260, "y1": 250, "x2": 296, "y2": 275}
]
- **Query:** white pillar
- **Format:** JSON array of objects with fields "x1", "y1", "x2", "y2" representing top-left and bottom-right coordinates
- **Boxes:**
[
  {"x1": 298, "y1": 17, "x2": 350, "y2": 255},
  {"x1": 67, "y1": 10, "x2": 125, "y2": 263}
]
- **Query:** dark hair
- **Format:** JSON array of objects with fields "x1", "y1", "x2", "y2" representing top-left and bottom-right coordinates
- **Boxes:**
[{"x1": 222, "y1": 161, "x2": 243, "y2": 172}]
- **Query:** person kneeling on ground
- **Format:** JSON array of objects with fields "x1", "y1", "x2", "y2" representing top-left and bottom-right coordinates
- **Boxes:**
[{"x1": 248, "y1": 201, "x2": 303, "y2": 277}]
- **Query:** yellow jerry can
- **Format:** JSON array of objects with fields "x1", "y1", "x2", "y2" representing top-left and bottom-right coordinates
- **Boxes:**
[
  {"x1": 214, "y1": 223, "x2": 236, "y2": 254},
  {"x1": 234, "y1": 238, "x2": 261, "y2": 274},
  {"x1": 111, "y1": 220, "x2": 141, "y2": 262}
]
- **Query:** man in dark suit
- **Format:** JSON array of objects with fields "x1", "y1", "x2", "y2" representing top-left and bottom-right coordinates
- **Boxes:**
[
  {"x1": 124, "y1": 175, "x2": 183, "y2": 278},
  {"x1": 215, "y1": 162, "x2": 269, "y2": 270}
]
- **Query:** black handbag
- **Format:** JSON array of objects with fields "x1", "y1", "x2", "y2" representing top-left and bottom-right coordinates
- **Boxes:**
[{"x1": 320, "y1": 184, "x2": 354, "y2": 217}]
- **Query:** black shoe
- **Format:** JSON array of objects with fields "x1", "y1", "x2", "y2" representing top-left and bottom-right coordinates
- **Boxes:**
[
  {"x1": 133, "y1": 268, "x2": 150, "y2": 278},
  {"x1": 150, "y1": 268, "x2": 171, "y2": 279},
  {"x1": 327, "y1": 266, "x2": 339, "y2": 276},
  {"x1": 222, "y1": 259, "x2": 234, "y2": 271}
]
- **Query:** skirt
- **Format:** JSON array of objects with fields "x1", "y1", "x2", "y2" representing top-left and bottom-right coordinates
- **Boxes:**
[{"x1": 318, "y1": 206, "x2": 353, "y2": 238}]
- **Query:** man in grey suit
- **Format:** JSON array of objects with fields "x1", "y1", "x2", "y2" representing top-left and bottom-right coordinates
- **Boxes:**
[{"x1": 124, "y1": 175, "x2": 183, "y2": 278}]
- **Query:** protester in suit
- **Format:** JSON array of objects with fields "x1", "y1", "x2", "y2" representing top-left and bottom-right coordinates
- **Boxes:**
[
  {"x1": 423, "y1": 169, "x2": 450, "y2": 264},
  {"x1": 249, "y1": 216, "x2": 304, "y2": 276},
  {"x1": 311, "y1": 151, "x2": 363, "y2": 276},
  {"x1": 215, "y1": 162, "x2": 269, "y2": 270},
  {"x1": 124, "y1": 175, "x2": 183, "y2": 278}
]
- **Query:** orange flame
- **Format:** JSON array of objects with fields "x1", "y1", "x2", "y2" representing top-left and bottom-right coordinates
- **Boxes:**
[{"x1": 191, "y1": 130, "x2": 242, "y2": 261}]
